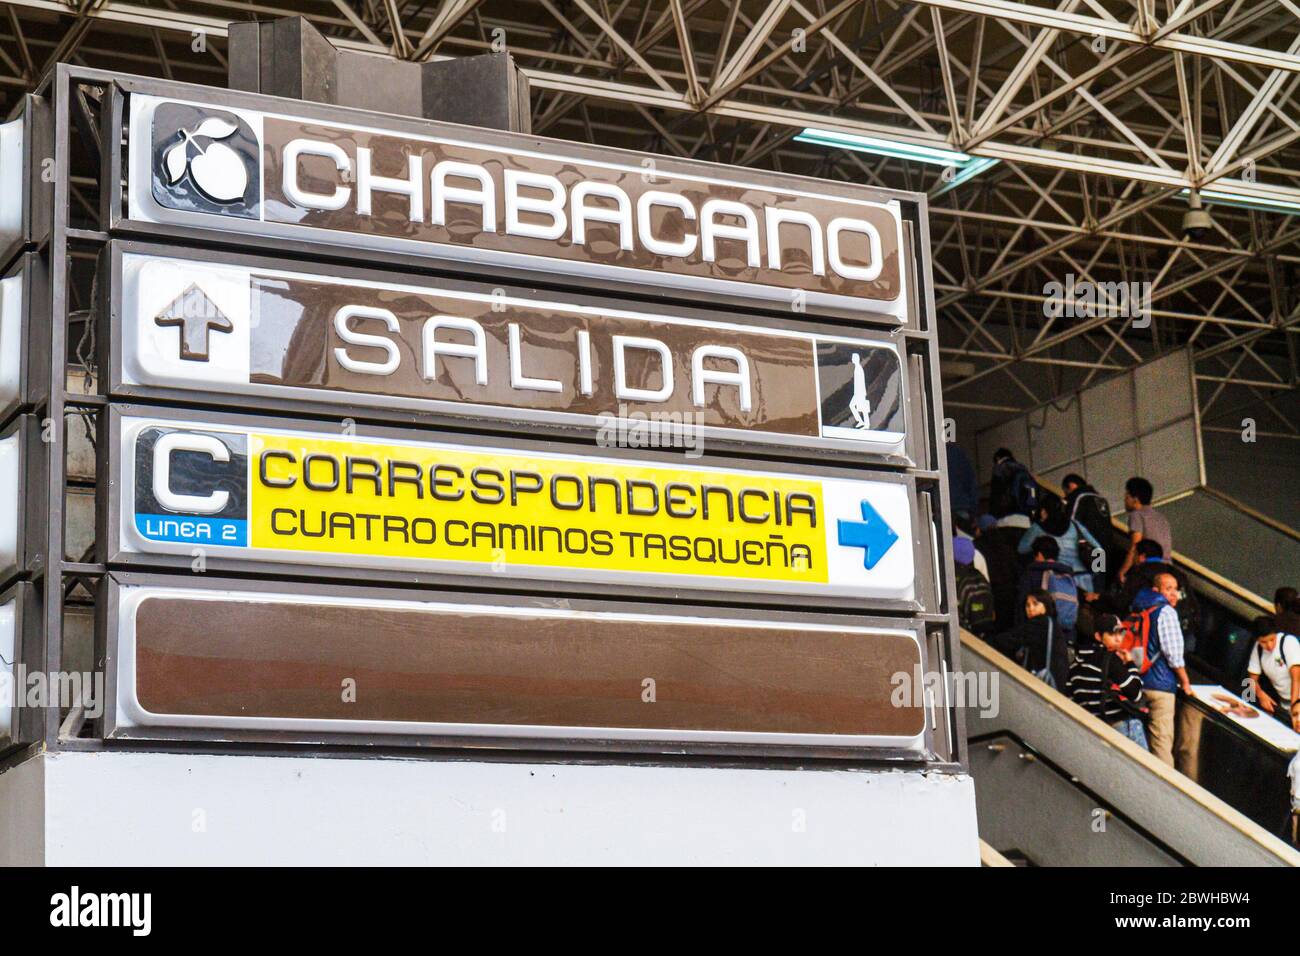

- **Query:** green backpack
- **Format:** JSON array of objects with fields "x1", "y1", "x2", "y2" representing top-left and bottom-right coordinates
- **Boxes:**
[{"x1": 956, "y1": 563, "x2": 996, "y2": 635}]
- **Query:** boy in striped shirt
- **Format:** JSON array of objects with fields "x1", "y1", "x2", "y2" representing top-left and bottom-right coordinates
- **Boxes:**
[{"x1": 1067, "y1": 613, "x2": 1148, "y2": 747}]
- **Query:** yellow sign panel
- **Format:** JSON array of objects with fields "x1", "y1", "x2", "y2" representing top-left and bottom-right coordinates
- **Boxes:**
[
  {"x1": 127, "y1": 419, "x2": 915, "y2": 599},
  {"x1": 248, "y1": 432, "x2": 828, "y2": 585}
]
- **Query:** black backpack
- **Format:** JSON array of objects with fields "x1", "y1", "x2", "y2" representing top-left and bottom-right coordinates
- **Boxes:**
[
  {"x1": 956, "y1": 564, "x2": 996, "y2": 635},
  {"x1": 1070, "y1": 491, "x2": 1112, "y2": 543},
  {"x1": 1070, "y1": 491, "x2": 1113, "y2": 586},
  {"x1": 991, "y1": 459, "x2": 1039, "y2": 517}
]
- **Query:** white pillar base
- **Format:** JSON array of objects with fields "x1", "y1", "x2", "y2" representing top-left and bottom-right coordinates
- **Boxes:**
[{"x1": 1, "y1": 749, "x2": 979, "y2": 865}]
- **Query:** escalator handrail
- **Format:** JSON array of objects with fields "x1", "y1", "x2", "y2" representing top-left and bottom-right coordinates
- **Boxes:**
[
  {"x1": 1167, "y1": 547, "x2": 1271, "y2": 615},
  {"x1": 979, "y1": 839, "x2": 1015, "y2": 867},
  {"x1": 961, "y1": 629, "x2": 1300, "y2": 865}
]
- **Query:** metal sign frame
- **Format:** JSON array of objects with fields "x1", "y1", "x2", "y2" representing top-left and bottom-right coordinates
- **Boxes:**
[
  {"x1": 0, "y1": 95, "x2": 52, "y2": 275},
  {"x1": 0, "y1": 253, "x2": 51, "y2": 425},
  {"x1": 99, "y1": 572, "x2": 935, "y2": 760},
  {"x1": 102, "y1": 239, "x2": 917, "y2": 465},
  {"x1": 0, "y1": 581, "x2": 37, "y2": 750},
  {"x1": 101, "y1": 403, "x2": 934, "y2": 612},
  {"x1": 0, "y1": 415, "x2": 41, "y2": 591},
  {"x1": 0, "y1": 65, "x2": 965, "y2": 775},
  {"x1": 102, "y1": 75, "x2": 919, "y2": 327}
]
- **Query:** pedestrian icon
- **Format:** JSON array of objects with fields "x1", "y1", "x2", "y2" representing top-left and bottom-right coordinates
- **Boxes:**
[
  {"x1": 849, "y1": 352, "x2": 872, "y2": 428},
  {"x1": 815, "y1": 341, "x2": 905, "y2": 444}
]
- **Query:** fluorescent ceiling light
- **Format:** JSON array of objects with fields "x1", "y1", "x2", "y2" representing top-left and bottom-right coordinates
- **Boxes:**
[
  {"x1": 795, "y1": 128, "x2": 999, "y2": 193},
  {"x1": 936, "y1": 156, "x2": 1000, "y2": 193},
  {"x1": 795, "y1": 128, "x2": 971, "y2": 167},
  {"x1": 1180, "y1": 184, "x2": 1300, "y2": 216}
]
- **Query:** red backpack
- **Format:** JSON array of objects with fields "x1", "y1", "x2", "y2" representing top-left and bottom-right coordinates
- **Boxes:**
[{"x1": 1120, "y1": 605, "x2": 1162, "y2": 675}]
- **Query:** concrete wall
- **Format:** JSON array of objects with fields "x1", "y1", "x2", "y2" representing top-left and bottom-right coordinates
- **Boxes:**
[
  {"x1": 0, "y1": 751, "x2": 42, "y2": 865},
  {"x1": 1202, "y1": 429, "x2": 1300, "y2": 530},
  {"x1": 6, "y1": 750, "x2": 979, "y2": 865}
]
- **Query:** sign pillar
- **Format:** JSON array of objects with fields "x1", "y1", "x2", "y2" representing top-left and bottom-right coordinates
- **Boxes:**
[{"x1": 0, "y1": 49, "x2": 977, "y2": 863}]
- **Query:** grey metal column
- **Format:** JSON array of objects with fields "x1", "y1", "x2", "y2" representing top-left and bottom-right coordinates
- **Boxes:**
[{"x1": 227, "y1": 16, "x2": 530, "y2": 132}]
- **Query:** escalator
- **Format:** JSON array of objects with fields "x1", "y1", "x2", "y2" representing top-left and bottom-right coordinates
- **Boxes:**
[
  {"x1": 964, "y1": 633, "x2": 1299, "y2": 866},
  {"x1": 966, "y1": 488, "x2": 1300, "y2": 866},
  {"x1": 970, "y1": 731, "x2": 1186, "y2": 866}
]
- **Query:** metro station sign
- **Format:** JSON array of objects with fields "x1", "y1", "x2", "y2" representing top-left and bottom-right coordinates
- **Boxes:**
[
  {"x1": 0, "y1": 581, "x2": 34, "y2": 748},
  {"x1": 0, "y1": 265, "x2": 27, "y2": 419},
  {"x1": 109, "y1": 247, "x2": 911, "y2": 459},
  {"x1": 119, "y1": 89, "x2": 912, "y2": 322},
  {"x1": 0, "y1": 112, "x2": 24, "y2": 252},
  {"x1": 110, "y1": 413, "x2": 920, "y2": 604}
]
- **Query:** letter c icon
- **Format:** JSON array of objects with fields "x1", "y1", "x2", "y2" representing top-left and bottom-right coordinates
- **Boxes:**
[{"x1": 152, "y1": 432, "x2": 231, "y2": 515}]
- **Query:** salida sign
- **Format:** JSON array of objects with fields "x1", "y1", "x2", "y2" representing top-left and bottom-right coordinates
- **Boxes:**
[
  {"x1": 124, "y1": 92, "x2": 911, "y2": 321},
  {"x1": 113, "y1": 249, "x2": 911, "y2": 458},
  {"x1": 115, "y1": 415, "x2": 918, "y2": 603}
]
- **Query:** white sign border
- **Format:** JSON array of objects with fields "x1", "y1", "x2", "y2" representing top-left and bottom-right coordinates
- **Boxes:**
[
  {"x1": 116, "y1": 414, "x2": 919, "y2": 602},
  {"x1": 111, "y1": 583, "x2": 927, "y2": 751}
]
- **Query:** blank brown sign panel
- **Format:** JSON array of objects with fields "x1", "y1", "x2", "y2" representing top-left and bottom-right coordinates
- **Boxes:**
[{"x1": 110, "y1": 586, "x2": 927, "y2": 750}]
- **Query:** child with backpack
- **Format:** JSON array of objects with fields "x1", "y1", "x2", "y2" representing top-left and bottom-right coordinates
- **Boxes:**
[
  {"x1": 1067, "y1": 613, "x2": 1148, "y2": 747},
  {"x1": 991, "y1": 589, "x2": 1069, "y2": 689},
  {"x1": 1016, "y1": 535, "x2": 1080, "y2": 645},
  {"x1": 953, "y1": 536, "x2": 997, "y2": 637},
  {"x1": 1018, "y1": 492, "x2": 1105, "y2": 594}
]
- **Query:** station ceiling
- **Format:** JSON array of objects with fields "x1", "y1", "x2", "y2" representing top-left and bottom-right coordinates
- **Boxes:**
[{"x1": 3, "y1": 0, "x2": 1299, "y2": 441}]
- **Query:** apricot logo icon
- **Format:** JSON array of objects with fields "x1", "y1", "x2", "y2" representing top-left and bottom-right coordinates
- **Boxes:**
[
  {"x1": 163, "y1": 117, "x2": 247, "y2": 202},
  {"x1": 151, "y1": 102, "x2": 259, "y2": 217}
]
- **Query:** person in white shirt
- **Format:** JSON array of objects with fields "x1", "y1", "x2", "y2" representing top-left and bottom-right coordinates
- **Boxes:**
[
  {"x1": 1247, "y1": 616, "x2": 1300, "y2": 733},
  {"x1": 1289, "y1": 753, "x2": 1300, "y2": 842}
]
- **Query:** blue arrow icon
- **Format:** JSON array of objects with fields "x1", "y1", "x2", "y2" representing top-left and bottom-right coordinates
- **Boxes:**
[{"x1": 837, "y1": 499, "x2": 899, "y2": 570}]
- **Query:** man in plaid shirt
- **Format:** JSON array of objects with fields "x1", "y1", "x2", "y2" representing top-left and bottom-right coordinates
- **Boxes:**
[{"x1": 1132, "y1": 572, "x2": 1194, "y2": 766}]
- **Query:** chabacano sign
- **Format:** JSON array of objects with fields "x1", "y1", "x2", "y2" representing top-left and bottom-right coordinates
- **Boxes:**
[{"x1": 123, "y1": 92, "x2": 911, "y2": 322}]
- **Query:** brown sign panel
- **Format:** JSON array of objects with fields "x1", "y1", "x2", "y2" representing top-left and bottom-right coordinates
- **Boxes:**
[
  {"x1": 109, "y1": 583, "x2": 927, "y2": 751},
  {"x1": 124, "y1": 89, "x2": 913, "y2": 323},
  {"x1": 117, "y1": 249, "x2": 911, "y2": 458}
]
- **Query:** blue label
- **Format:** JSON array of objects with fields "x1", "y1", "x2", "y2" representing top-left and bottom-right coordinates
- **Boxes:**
[{"x1": 135, "y1": 514, "x2": 248, "y2": 547}]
